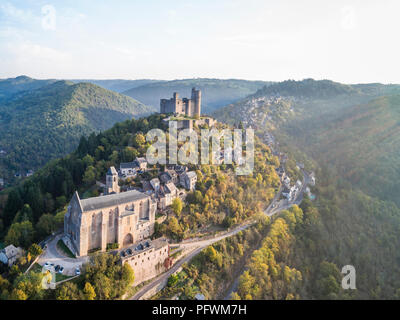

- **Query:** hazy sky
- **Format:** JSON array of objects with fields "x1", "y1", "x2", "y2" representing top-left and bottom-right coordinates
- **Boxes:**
[{"x1": 0, "y1": 0, "x2": 399, "y2": 83}]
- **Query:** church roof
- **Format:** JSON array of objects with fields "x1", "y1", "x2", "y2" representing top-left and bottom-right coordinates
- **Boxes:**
[{"x1": 80, "y1": 190, "x2": 149, "y2": 212}]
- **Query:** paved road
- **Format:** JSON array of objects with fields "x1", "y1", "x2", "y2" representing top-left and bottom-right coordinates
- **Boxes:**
[
  {"x1": 129, "y1": 166, "x2": 312, "y2": 300},
  {"x1": 130, "y1": 222, "x2": 254, "y2": 300},
  {"x1": 38, "y1": 234, "x2": 88, "y2": 276}
]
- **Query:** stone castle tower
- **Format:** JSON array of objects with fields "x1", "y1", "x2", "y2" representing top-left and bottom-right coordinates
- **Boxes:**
[
  {"x1": 191, "y1": 87, "x2": 201, "y2": 118},
  {"x1": 105, "y1": 166, "x2": 120, "y2": 194},
  {"x1": 160, "y1": 87, "x2": 201, "y2": 118}
]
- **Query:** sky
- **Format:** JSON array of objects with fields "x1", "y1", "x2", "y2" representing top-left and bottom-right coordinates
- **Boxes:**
[{"x1": 0, "y1": 0, "x2": 399, "y2": 83}]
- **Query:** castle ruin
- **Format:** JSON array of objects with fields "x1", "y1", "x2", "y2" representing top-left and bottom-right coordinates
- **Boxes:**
[{"x1": 160, "y1": 87, "x2": 201, "y2": 118}]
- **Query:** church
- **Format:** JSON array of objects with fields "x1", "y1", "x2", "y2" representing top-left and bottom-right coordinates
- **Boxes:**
[{"x1": 63, "y1": 167, "x2": 157, "y2": 257}]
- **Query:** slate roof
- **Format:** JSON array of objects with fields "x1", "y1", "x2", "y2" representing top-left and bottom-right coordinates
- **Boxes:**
[
  {"x1": 186, "y1": 171, "x2": 197, "y2": 179},
  {"x1": 80, "y1": 190, "x2": 149, "y2": 212},
  {"x1": 120, "y1": 161, "x2": 138, "y2": 169}
]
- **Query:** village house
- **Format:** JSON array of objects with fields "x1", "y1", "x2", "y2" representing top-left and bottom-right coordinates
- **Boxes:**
[
  {"x1": 0, "y1": 245, "x2": 24, "y2": 267},
  {"x1": 135, "y1": 157, "x2": 148, "y2": 171},
  {"x1": 157, "y1": 182, "x2": 180, "y2": 211},
  {"x1": 150, "y1": 178, "x2": 160, "y2": 193},
  {"x1": 120, "y1": 161, "x2": 138, "y2": 176},
  {"x1": 282, "y1": 185, "x2": 297, "y2": 201},
  {"x1": 283, "y1": 176, "x2": 291, "y2": 188},
  {"x1": 179, "y1": 171, "x2": 197, "y2": 191},
  {"x1": 120, "y1": 157, "x2": 148, "y2": 176},
  {"x1": 26, "y1": 170, "x2": 34, "y2": 177},
  {"x1": 309, "y1": 172, "x2": 316, "y2": 186}
]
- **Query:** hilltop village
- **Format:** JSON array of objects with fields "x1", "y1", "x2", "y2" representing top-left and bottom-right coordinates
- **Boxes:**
[
  {"x1": 63, "y1": 89, "x2": 205, "y2": 284},
  {"x1": 0, "y1": 87, "x2": 316, "y2": 299}
]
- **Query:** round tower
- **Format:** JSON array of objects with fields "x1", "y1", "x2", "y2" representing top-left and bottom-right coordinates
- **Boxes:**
[{"x1": 191, "y1": 88, "x2": 201, "y2": 118}]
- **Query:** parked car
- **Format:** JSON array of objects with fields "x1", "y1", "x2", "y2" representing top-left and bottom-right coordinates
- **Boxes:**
[
  {"x1": 59, "y1": 266, "x2": 64, "y2": 274},
  {"x1": 75, "y1": 267, "x2": 81, "y2": 275},
  {"x1": 55, "y1": 265, "x2": 60, "y2": 272}
]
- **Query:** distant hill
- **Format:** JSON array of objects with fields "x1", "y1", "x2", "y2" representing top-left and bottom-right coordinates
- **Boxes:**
[
  {"x1": 69, "y1": 79, "x2": 163, "y2": 93},
  {"x1": 0, "y1": 75, "x2": 57, "y2": 102},
  {"x1": 0, "y1": 81, "x2": 153, "y2": 181},
  {"x1": 253, "y1": 78, "x2": 361, "y2": 99},
  {"x1": 123, "y1": 78, "x2": 272, "y2": 113}
]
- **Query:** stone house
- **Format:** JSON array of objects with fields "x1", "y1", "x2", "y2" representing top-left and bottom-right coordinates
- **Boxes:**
[
  {"x1": 180, "y1": 171, "x2": 197, "y2": 191},
  {"x1": 120, "y1": 161, "x2": 138, "y2": 176},
  {"x1": 0, "y1": 245, "x2": 24, "y2": 267},
  {"x1": 135, "y1": 157, "x2": 148, "y2": 171}
]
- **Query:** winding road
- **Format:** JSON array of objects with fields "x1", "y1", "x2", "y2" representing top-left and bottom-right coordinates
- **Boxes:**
[{"x1": 129, "y1": 170, "x2": 311, "y2": 300}]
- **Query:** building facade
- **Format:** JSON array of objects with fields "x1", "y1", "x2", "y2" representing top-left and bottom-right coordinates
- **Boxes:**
[
  {"x1": 120, "y1": 237, "x2": 171, "y2": 285},
  {"x1": 180, "y1": 171, "x2": 197, "y2": 190},
  {"x1": 160, "y1": 87, "x2": 202, "y2": 118},
  {"x1": 64, "y1": 190, "x2": 157, "y2": 257}
]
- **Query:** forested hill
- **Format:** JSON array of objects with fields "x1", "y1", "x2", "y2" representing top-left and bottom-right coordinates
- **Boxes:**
[
  {"x1": 0, "y1": 75, "x2": 57, "y2": 102},
  {"x1": 0, "y1": 80, "x2": 154, "y2": 181},
  {"x1": 253, "y1": 78, "x2": 361, "y2": 99},
  {"x1": 122, "y1": 78, "x2": 272, "y2": 113},
  {"x1": 212, "y1": 79, "x2": 400, "y2": 298},
  {"x1": 213, "y1": 78, "x2": 400, "y2": 206},
  {"x1": 69, "y1": 79, "x2": 162, "y2": 93}
]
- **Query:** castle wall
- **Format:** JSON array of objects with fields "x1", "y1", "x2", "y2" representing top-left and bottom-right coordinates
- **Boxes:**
[{"x1": 121, "y1": 239, "x2": 169, "y2": 285}]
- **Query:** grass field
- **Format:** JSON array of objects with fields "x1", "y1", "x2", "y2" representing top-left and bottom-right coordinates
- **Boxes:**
[{"x1": 57, "y1": 239, "x2": 76, "y2": 258}]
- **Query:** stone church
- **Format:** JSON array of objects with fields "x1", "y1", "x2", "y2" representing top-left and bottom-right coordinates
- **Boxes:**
[{"x1": 64, "y1": 168, "x2": 156, "y2": 257}]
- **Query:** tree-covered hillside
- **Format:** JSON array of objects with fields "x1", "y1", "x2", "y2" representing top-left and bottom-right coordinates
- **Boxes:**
[
  {"x1": 212, "y1": 79, "x2": 400, "y2": 299},
  {"x1": 214, "y1": 79, "x2": 400, "y2": 206},
  {"x1": 0, "y1": 75, "x2": 57, "y2": 103},
  {"x1": 0, "y1": 81, "x2": 154, "y2": 182},
  {"x1": 254, "y1": 78, "x2": 361, "y2": 99},
  {"x1": 123, "y1": 78, "x2": 272, "y2": 113},
  {"x1": 69, "y1": 79, "x2": 162, "y2": 93},
  {"x1": 284, "y1": 94, "x2": 400, "y2": 206}
]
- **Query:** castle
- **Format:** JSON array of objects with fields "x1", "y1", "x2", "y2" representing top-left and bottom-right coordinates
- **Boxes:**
[
  {"x1": 64, "y1": 167, "x2": 156, "y2": 257},
  {"x1": 160, "y1": 87, "x2": 201, "y2": 118}
]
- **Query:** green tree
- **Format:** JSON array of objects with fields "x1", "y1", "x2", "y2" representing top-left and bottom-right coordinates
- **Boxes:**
[
  {"x1": 28, "y1": 244, "x2": 43, "y2": 257},
  {"x1": 56, "y1": 282, "x2": 81, "y2": 300},
  {"x1": 83, "y1": 165, "x2": 97, "y2": 186},
  {"x1": 83, "y1": 282, "x2": 96, "y2": 300},
  {"x1": 171, "y1": 198, "x2": 183, "y2": 217},
  {"x1": 5, "y1": 221, "x2": 34, "y2": 248},
  {"x1": 36, "y1": 214, "x2": 57, "y2": 238}
]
